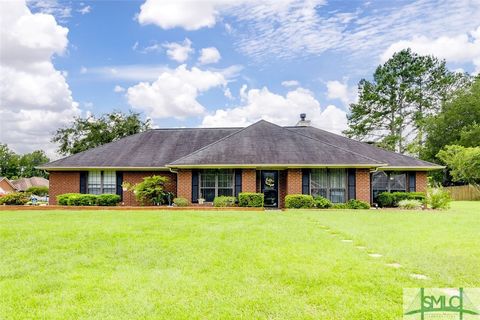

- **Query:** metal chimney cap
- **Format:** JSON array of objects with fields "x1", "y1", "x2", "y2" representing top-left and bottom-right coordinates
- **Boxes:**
[{"x1": 300, "y1": 113, "x2": 306, "y2": 121}]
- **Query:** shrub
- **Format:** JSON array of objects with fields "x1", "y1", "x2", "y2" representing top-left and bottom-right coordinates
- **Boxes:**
[
  {"x1": 398, "y1": 199, "x2": 422, "y2": 210},
  {"x1": 96, "y1": 194, "x2": 121, "y2": 206},
  {"x1": 285, "y1": 194, "x2": 315, "y2": 209},
  {"x1": 427, "y1": 187, "x2": 451, "y2": 209},
  {"x1": 26, "y1": 186, "x2": 49, "y2": 196},
  {"x1": 238, "y1": 192, "x2": 264, "y2": 207},
  {"x1": 173, "y1": 197, "x2": 188, "y2": 207},
  {"x1": 331, "y1": 203, "x2": 347, "y2": 209},
  {"x1": 213, "y1": 196, "x2": 236, "y2": 207},
  {"x1": 314, "y1": 196, "x2": 332, "y2": 208},
  {"x1": 122, "y1": 175, "x2": 169, "y2": 205},
  {"x1": 0, "y1": 192, "x2": 30, "y2": 205},
  {"x1": 377, "y1": 192, "x2": 395, "y2": 207},
  {"x1": 346, "y1": 199, "x2": 370, "y2": 209},
  {"x1": 377, "y1": 191, "x2": 426, "y2": 207},
  {"x1": 57, "y1": 193, "x2": 120, "y2": 206}
]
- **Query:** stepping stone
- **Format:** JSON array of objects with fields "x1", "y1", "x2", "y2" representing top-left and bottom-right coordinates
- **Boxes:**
[
  {"x1": 356, "y1": 246, "x2": 366, "y2": 250},
  {"x1": 386, "y1": 263, "x2": 402, "y2": 268},
  {"x1": 410, "y1": 273, "x2": 429, "y2": 280},
  {"x1": 368, "y1": 253, "x2": 383, "y2": 258},
  {"x1": 341, "y1": 239, "x2": 353, "y2": 243}
]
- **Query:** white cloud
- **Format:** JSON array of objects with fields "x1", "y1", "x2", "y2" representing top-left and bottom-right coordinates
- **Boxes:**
[
  {"x1": 28, "y1": 0, "x2": 72, "y2": 22},
  {"x1": 201, "y1": 86, "x2": 347, "y2": 134},
  {"x1": 0, "y1": 0, "x2": 79, "y2": 156},
  {"x1": 381, "y1": 26, "x2": 480, "y2": 73},
  {"x1": 126, "y1": 65, "x2": 226, "y2": 119},
  {"x1": 281, "y1": 80, "x2": 299, "y2": 87},
  {"x1": 198, "y1": 47, "x2": 221, "y2": 65},
  {"x1": 137, "y1": 0, "x2": 480, "y2": 67},
  {"x1": 224, "y1": 87, "x2": 233, "y2": 99},
  {"x1": 163, "y1": 38, "x2": 193, "y2": 63},
  {"x1": 326, "y1": 80, "x2": 357, "y2": 107},
  {"x1": 77, "y1": 5, "x2": 91, "y2": 15},
  {"x1": 113, "y1": 85, "x2": 125, "y2": 93},
  {"x1": 80, "y1": 66, "x2": 88, "y2": 74},
  {"x1": 138, "y1": 0, "x2": 221, "y2": 30}
]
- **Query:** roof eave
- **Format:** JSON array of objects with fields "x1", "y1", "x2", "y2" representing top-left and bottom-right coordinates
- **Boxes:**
[
  {"x1": 167, "y1": 163, "x2": 387, "y2": 169},
  {"x1": 378, "y1": 165, "x2": 445, "y2": 171},
  {"x1": 36, "y1": 166, "x2": 170, "y2": 171}
]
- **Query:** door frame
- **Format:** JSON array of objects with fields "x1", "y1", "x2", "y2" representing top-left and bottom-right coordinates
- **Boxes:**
[{"x1": 260, "y1": 170, "x2": 279, "y2": 208}]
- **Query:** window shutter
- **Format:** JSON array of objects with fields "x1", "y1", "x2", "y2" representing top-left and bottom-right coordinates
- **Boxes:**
[
  {"x1": 348, "y1": 169, "x2": 356, "y2": 200},
  {"x1": 116, "y1": 171, "x2": 123, "y2": 200},
  {"x1": 80, "y1": 172, "x2": 87, "y2": 194},
  {"x1": 191, "y1": 170, "x2": 199, "y2": 203},
  {"x1": 234, "y1": 169, "x2": 242, "y2": 198},
  {"x1": 408, "y1": 172, "x2": 416, "y2": 192},
  {"x1": 302, "y1": 169, "x2": 310, "y2": 194}
]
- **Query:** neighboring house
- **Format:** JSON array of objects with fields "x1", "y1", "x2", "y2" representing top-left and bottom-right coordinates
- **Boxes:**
[
  {"x1": 0, "y1": 177, "x2": 16, "y2": 195},
  {"x1": 39, "y1": 116, "x2": 443, "y2": 207},
  {"x1": 11, "y1": 177, "x2": 49, "y2": 192}
]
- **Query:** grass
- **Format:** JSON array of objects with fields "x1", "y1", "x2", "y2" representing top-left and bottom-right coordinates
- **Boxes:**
[{"x1": 0, "y1": 201, "x2": 478, "y2": 319}]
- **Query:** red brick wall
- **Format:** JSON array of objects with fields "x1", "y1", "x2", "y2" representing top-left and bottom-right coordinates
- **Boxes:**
[
  {"x1": 122, "y1": 171, "x2": 176, "y2": 206},
  {"x1": 48, "y1": 171, "x2": 80, "y2": 205},
  {"x1": 286, "y1": 169, "x2": 302, "y2": 195},
  {"x1": 177, "y1": 169, "x2": 192, "y2": 204},
  {"x1": 242, "y1": 169, "x2": 257, "y2": 192},
  {"x1": 356, "y1": 169, "x2": 371, "y2": 203},
  {"x1": 416, "y1": 171, "x2": 428, "y2": 193}
]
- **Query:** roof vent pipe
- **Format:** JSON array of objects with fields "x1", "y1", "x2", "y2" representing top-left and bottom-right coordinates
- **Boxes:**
[{"x1": 296, "y1": 113, "x2": 311, "y2": 127}]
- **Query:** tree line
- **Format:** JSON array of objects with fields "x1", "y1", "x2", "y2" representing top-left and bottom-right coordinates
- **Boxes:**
[
  {"x1": 345, "y1": 49, "x2": 480, "y2": 185},
  {"x1": 1, "y1": 51, "x2": 478, "y2": 184}
]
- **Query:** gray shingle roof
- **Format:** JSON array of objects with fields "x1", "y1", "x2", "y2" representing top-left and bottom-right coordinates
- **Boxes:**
[
  {"x1": 170, "y1": 120, "x2": 383, "y2": 166},
  {"x1": 40, "y1": 120, "x2": 442, "y2": 169},
  {"x1": 41, "y1": 128, "x2": 238, "y2": 168},
  {"x1": 289, "y1": 126, "x2": 439, "y2": 167}
]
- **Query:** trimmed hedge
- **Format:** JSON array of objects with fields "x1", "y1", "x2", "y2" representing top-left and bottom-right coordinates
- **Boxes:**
[
  {"x1": 57, "y1": 193, "x2": 120, "y2": 206},
  {"x1": 173, "y1": 197, "x2": 188, "y2": 207},
  {"x1": 213, "y1": 196, "x2": 236, "y2": 207},
  {"x1": 314, "y1": 196, "x2": 332, "y2": 208},
  {"x1": 285, "y1": 194, "x2": 315, "y2": 209},
  {"x1": 0, "y1": 192, "x2": 30, "y2": 205},
  {"x1": 377, "y1": 192, "x2": 426, "y2": 207},
  {"x1": 97, "y1": 194, "x2": 122, "y2": 206},
  {"x1": 346, "y1": 199, "x2": 370, "y2": 209},
  {"x1": 238, "y1": 192, "x2": 264, "y2": 207}
]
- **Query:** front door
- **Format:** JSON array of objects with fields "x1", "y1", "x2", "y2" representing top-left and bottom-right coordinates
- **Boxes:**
[{"x1": 261, "y1": 171, "x2": 278, "y2": 207}]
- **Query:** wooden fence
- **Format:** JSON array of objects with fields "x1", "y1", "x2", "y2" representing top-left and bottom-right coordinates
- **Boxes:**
[{"x1": 444, "y1": 185, "x2": 480, "y2": 201}]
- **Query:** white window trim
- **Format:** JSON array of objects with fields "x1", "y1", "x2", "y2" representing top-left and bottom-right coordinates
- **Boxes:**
[
  {"x1": 309, "y1": 169, "x2": 347, "y2": 203},
  {"x1": 198, "y1": 170, "x2": 235, "y2": 201},
  {"x1": 87, "y1": 170, "x2": 116, "y2": 195}
]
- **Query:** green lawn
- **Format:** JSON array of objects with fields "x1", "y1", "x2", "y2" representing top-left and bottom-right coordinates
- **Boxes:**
[{"x1": 1, "y1": 202, "x2": 479, "y2": 319}]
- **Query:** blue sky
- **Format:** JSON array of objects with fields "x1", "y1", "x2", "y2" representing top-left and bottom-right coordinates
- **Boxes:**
[{"x1": 1, "y1": 0, "x2": 480, "y2": 156}]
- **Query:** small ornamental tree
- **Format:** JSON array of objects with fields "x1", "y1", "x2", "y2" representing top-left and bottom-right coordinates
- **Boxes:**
[{"x1": 123, "y1": 175, "x2": 169, "y2": 206}]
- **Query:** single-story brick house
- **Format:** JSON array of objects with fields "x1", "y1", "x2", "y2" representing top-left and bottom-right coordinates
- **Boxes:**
[
  {"x1": 0, "y1": 177, "x2": 16, "y2": 195},
  {"x1": 39, "y1": 117, "x2": 443, "y2": 208}
]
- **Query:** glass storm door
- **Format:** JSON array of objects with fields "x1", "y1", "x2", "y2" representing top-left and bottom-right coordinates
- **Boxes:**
[{"x1": 261, "y1": 171, "x2": 278, "y2": 207}]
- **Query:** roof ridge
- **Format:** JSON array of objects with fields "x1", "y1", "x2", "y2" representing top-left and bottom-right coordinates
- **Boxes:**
[
  {"x1": 168, "y1": 120, "x2": 270, "y2": 165},
  {"x1": 151, "y1": 127, "x2": 242, "y2": 131},
  {"x1": 301, "y1": 126, "x2": 439, "y2": 166},
  {"x1": 282, "y1": 126, "x2": 384, "y2": 164}
]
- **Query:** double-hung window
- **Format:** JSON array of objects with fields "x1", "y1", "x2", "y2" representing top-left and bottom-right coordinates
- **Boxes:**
[
  {"x1": 310, "y1": 169, "x2": 346, "y2": 203},
  {"x1": 199, "y1": 169, "x2": 234, "y2": 202},
  {"x1": 87, "y1": 171, "x2": 116, "y2": 194}
]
